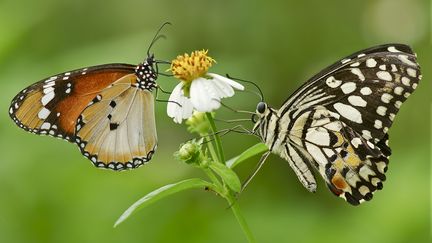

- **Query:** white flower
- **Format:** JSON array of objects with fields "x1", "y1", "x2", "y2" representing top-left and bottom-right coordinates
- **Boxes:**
[
  {"x1": 166, "y1": 83, "x2": 193, "y2": 123},
  {"x1": 167, "y1": 50, "x2": 244, "y2": 123}
]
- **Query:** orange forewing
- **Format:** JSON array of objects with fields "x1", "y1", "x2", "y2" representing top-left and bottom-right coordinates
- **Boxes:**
[{"x1": 54, "y1": 71, "x2": 132, "y2": 135}]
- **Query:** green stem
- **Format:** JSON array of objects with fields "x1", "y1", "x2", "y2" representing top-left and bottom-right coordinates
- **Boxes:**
[
  {"x1": 204, "y1": 136, "x2": 219, "y2": 164},
  {"x1": 227, "y1": 195, "x2": 257, "y2": 243},
  {"x1": 206, "y1": 113, "x2": 225, "y2": 163},
  {"x1": 203, "y1": 168, "x2": 223, "y2": 189}
]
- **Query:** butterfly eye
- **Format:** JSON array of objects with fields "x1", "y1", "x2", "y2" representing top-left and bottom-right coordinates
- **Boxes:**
[
  {"x1": 256, "y1": 102, "x2": 267, "y2": 114},
  {"x1": 251, "y1": 114, "x2": 258, "y2": 123},
  {"x1": 146, "y1": 55, "x2": 154, "y2": 65}
]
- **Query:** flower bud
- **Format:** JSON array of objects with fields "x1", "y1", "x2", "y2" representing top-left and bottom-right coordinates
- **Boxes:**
[
  {"x1": 186, "y1": 111, "x2": 213, "y2": 135},
  {"x1": 175, "y1": 140, "x2": 204, "y2": 165}
]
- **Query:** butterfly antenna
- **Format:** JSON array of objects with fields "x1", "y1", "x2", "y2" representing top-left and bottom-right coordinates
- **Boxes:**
[
  {"x1": 147, "y1": 22, "x2": 172, "y2": 57},
  {"x1": 226, "y1": 74, "x2": 264, "y2": 102},
  {"x1": 219, "y1": 102, "x2": 256, "y2": 115}
]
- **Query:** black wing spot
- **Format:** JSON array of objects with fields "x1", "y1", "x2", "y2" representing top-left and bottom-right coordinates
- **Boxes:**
[
  {"x1": 109, "y1": 123, "x2": 119, "y2": 131},
  {"x1": 110, "y1": 101, "x2": 117, "y2": 108},
  {"x1": 107, "y1": 114, "x2": 112, "y2": 120},
  {"x1": 340, "y1": 150, "x2": 348, "y2": 158}
]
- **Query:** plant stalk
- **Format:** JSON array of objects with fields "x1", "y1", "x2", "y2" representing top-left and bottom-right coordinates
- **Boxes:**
[
  {"x1": 205, "y1": 112, "x2": 225, "y2": 163},
  {"x1": 227, "y1": 195, "x2": 256, "y2": 243}
]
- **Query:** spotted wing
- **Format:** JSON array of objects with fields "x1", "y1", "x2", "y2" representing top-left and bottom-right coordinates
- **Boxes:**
[
  {"x1": 9, "y1": 64, "x2": 135, "y2": 141},
  {"x1": 279, "y1": 44, "x2": 421, "y2": 205},
  {"x1": 75, "y1": 74, "x2": 157, "y2": 170}
]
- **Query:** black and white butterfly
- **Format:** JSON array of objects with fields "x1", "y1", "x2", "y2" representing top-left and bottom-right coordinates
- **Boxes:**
[{"x1": 252, "y1": 44, "x2": 421, "y2": 205}]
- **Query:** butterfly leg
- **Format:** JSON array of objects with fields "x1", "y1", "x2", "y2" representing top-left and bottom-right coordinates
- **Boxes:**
[{"x1": 241, "y1": 151, "x2": 271, "y2": 192}]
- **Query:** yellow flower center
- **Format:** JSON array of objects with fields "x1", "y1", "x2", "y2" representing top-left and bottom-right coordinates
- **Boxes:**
[{"x1": 170, "y1": 50, "x2": 216, "y2": 82}]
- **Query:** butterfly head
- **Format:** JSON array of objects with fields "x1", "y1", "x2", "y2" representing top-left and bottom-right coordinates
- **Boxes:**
[
  {"x1": 135, "y1": 54, "x2": 158, "y2": 91},
  {"x1": 252, "y1": 101, "x2": 272, "y2": 138}
]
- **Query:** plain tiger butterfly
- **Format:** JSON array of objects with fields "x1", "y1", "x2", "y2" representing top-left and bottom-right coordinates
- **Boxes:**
[
  {"x1": 251, "y1": 44, "x2": 421, "y2": 205},
  {"x1": 8, "y1": 23, "x2": 172, "y2": 171}
]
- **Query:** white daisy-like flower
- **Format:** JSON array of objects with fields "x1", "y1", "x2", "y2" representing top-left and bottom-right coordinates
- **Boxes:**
[{"x1": 167, "y1": 50, "x2": 244, "y2": 123}]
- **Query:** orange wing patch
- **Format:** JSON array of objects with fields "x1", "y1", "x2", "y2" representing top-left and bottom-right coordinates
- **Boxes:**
[
  {"x1": 9, "y1": 67, "x2": 133, "y2": 140},
  {"x1": 55, "y1": 72, "x2": 132, "y2": 135}
]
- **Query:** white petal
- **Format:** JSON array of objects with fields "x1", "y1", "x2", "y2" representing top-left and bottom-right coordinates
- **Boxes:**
[
  {"x1": 207, "y1": 73, "x2": 245, "y2": 90},
  {"x1": 167, "y1": 83, "x2": 193, "y2": 123},
  {"x1": 190, "y1": 78, "x2": 221, "y2": 112},
  {"x1": 209, "y1": 78, "x2": 235, "y2": 98}
]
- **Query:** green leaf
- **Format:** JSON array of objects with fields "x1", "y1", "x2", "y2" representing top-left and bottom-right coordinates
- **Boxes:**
[
  {"x1": 226, "y1": 143, "x2": 269, "y2": 169},
  {"x1": 114, "y1": 178, "x2": 213, "y2": 227},
  {"x1": 209, "y1": 162, "x2": 241, "y2": 193}
]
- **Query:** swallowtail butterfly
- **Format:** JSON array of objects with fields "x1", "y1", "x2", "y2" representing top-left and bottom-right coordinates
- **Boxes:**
[
  {"x1": 8, "y1": 27, "x2": 171, "y2": 171},
  {"x1": 252, "y1": 44, "x2": 421, "y2": 205}
]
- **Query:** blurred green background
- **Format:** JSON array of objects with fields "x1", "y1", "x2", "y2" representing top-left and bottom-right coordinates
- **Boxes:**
[{"x1": 1, "y1": 0, "x2": 430, "y2": 242}]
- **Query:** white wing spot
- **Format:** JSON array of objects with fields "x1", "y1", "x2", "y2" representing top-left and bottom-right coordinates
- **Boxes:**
[
  {"x1": 387, "y1": 46, "x2": 400, "y2": 52},
  {"x1": 394, "y1": 101, "x2": 402, "y2": 109},
  {"x1": 323, "y1": 148, "x2": 335, "y2": 157},
  {"x1": 362, "y1": 130, "x2": 372, "y2": 139},
  {"x1": 9, "y1": 107, "x2": 13, "y2": 114},
  {"x1": 374, "y1": 120, "x2": 383, "y2": 129},
  {"x1": 401, "y1": 77, "x2": 410, "y2": 86},
  {"x1": 348, "y1": 95, "x2": 367, "y2": 107},
  {"x1": 333, "y1": 102, "x2": 363, "y2": 123},
  {"x1": 351, "y1": 68, "x2": 365, "y2": 81},
  {"x1": 305, "y1": 142, "x2": 328, "y2": 166},
  {"x1": 350, "y1": 62, "x2": 360, "y2": 67},
  {"x1": 41, "y1": 92, "x2": 55, "y2": 106},
  {"x1": 357, "y1": 53, "x2": 366, "y2": 57},
  {"x1": 376, "y1": 71, "x2": 392, "y2": 81},
  {"x1": 360, "y1": 87, "x2": 372, "y2": 95},
  {"x1": 389, "y1": 113, "x2": 395, "y2": 121},
  {"x1": 366, "y1": 58, "x2": 377, "y2": 68},
  {"x1": 380, "y1": 93, "x2": 393, "y2": 103},
  {"x1": 367, "y1": 141, "x2": 375, "y2": 149},
  {"x1": 325, "y1": 76, "x2": 342, "y2": 88},
  {"x1": 43, "y1": 81, "x2": 55, "y2": 88},
  {"x1": 306, "y1": 129, "x2": 330, "y2": 146},
  {"x1": 412, "y1": 83, "x2": 418, "y2": 89},
  {"x1": 391, "y1": 64, "x2": 397, "y2": 72},
  {"x1": 404, "y1": 92, "x2": 410, "y2": 98},
  {"x1": 63, "y1": 76, "x2": 69, "y2": 80},
  {"x1": 406, "y1": 68, "x2": 417, "y2": 77},
  {"x1": 41, "y1": 122, "x2": 51, "y2": 130},
  {"x1": 38, "y1": 107, "x2": 51, "y2": 119},
  {"x1": 398, "y1": 55, "x2": 417, "y2": 66},
  {"x1": 340, "y1": 82, "x2": 356, "y2": 94},
  {"x1": 394, "y1": 86, "x2": 404, "y2": 95},
  {"x1": 43, "y1": 87, "x2": 54, "y2": 94},
  {"x1": 376, "y1": 106, "x2": 387, "y2": 116},
  {"x1": 45, "y1": 76, "x2": 57, "y2": 83},
  {"x1": 379, "y1": 65, "x2": 386, "y2": 70},
  {"x1": 65, "y1": 88, "x2": 71, "y2": 94},
  {"x1": 341, "y1": 58, "x2": 351, "y2": 64},
  {"x1": 351, "y1": 137, "x2": 362, "y2": 148}
]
